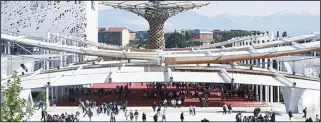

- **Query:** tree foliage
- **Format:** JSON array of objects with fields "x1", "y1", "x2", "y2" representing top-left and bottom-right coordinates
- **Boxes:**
[
  {"x1": 36, "y1": 92, "x2": 46, "y2": 101},
  {"x1": 214, "y1": 30, "x2": 253, "y2": 43},
  {"x1": 165, "y1": 31, "x2": 202, "y2": 48},
  {"x1": 0, "y1": 71, "x2": 32, "y2": 122}
]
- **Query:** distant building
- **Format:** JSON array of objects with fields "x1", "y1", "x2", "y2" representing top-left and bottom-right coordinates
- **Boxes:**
[
  {"x1": 128, "y1": 29, "x2": 136, "y2": 40},
  {"x1": 191, "y1": 29, "x2": 213, "y2": 41},
  {"x1": 213, "y1": 29, "x2": 225, "y2": 39},
  {"x1": 98, "y1": 27, "x2": 130, "y2": 47}
]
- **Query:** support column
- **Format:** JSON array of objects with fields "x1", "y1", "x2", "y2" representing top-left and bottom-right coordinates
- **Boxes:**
[
  {"x1": 277, "y1": 86, "x2": 280, "y2": 102},
  {"x1": 46, "y1": 87, "x2": 49, "y2": 108},
  {"x1": 51, "y1": 87, "x2": 54, "y2": 105},
  {"x1": 270, "y1": 86, "x2": 274, "y2": 103},
  {"x1": 62, "y1": 86, "x2": 64, "y2": 97},
  {"x1": 260, "y1": 85, "x2": 263, "y2": 102},
  {"x1": 55, "y1": 87, "x2": 58, "y2": 102},
  {"x1": 146, "y1": 19, "x2": 166, "y2": 49},
  {"x1": 256, "y1": 85, "x2": 259, "y2": 101},
  {"x1": 265, "y1": 85, "x2": 269, "y2": 103}
]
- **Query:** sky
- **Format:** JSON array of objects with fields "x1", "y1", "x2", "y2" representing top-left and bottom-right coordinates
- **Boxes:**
[{"x1": 98, "y1": 1, "x2": 320, "y2": 17}]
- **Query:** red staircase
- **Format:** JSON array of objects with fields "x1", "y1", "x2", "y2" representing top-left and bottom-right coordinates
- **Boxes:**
[{"x1": 56, "y1": 90, "x2": 266, "y2": 107}]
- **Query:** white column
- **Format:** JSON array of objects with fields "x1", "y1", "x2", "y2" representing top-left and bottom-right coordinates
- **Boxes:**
[
  {"x1": 55, "y1": 87, "x2": 58, "y2": 100},
  {"x1": 270, "y1": 86, "x2": 273, "y2": 103},
  {"x1": 265, "y1": 85, "x2": 269, "y2": 103},
  {"x1": 264, "y1": 59, "x2": 268, "y2": 69},
  {"x1": 260, "y1": 85, "x2": 263, "y2": 102},
  {"x1": 256, "y1": 85, "x2": 259, "y2": 99},
  {"x1": 46, "y1": 87, "x2": 49, "y2": 107},
  {"x1": 277, "y1": 86, "x2": 280, "y2": 102},
  {"x1": 51, "y1": 87, "x2": 54, "y2": 105},
  {"x1": 62, "y1": 86, "x2": 64, "y2": 97}
]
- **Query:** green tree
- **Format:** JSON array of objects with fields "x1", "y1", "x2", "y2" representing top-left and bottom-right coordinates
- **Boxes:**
[
  {"x1": 36, "y1": 92, "x2": 46, "y2": 101},
  {"x1": 282, "y1": 31, "x2": 287, "y2": 37},
  {"x1": 0, "y1": 71, "x2": 32, "y2": 122}
]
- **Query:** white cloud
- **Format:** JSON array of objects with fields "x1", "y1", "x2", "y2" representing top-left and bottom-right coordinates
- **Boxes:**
[{"x1": 98, "y1": 1, "x2": 320, "y2": 17}]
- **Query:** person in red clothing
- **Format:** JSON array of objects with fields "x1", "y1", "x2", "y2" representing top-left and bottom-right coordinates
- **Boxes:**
[{"x1": 244, "y1": 94, "x2": 249, "y2": 102}]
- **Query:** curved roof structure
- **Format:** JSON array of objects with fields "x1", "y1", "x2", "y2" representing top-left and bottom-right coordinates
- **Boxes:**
[
  {"x1": 1, "y1": 31, "x2": 319, "y2": 91},
  {"x1": 1, "y1": 63, "x2": 319, "y2": 90},
  {"x1": 1, "y1": 33, "x2": 319, "y2": 65}
]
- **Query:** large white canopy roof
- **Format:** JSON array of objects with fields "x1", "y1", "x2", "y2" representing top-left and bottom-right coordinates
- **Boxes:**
[{"x1": 2, "y1": 66, "x2": 319, "y2": 90}]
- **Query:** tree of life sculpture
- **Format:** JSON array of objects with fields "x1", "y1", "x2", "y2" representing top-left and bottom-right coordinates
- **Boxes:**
[{"x1": 100, "y1": 1, "x2": 209, "y2": 49}]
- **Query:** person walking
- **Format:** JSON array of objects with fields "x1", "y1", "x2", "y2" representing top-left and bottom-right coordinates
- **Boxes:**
[
  {"x1": 223, "y1": 104, "x2": 227, "y2": 115},
  {"x1": 130, "y1": 110, "x2": 134, "y2": 121},
  {"x1": 134, "y1": 110, "x2": 139, "y2": 121},
  {"x1": 303, "y1": 107, "x2": 307, "y2": 119},
  {"x1": 152, "y1": 102, "x2": 157, "y2": 112},
  {"x1": 41, "y1": 109, "x2": 47, "y2": 121},
  {"x1": 180, "y1": 112, "x2": 184, "y2": 122},
  {"x1": 228, "y1": 104, "x2": 232, "y2": 114},
  {"x1": 142, "y1": 112, "x2": 147, "y2": 122},
  {"x1": 110, "y1": 111, "x2": 116, "y2": 122},
  {"x1": 161, "y1": 109, "x2": 166, "y2": 122},
  {"x1": 288, "y1": 110, "x2": 293, "y2": 121}
]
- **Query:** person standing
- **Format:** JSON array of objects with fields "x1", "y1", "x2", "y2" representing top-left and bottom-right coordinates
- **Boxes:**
[
  {"x1": 130, "y1": 110, "x2": 134, "y2": 121},
  {"x1": 38, "y1": 101, "x2": 44, "y2": 110},
  {"x1": 303, "y1": 107, "x2": 307, "y2": 119},
  {"x1": 271, "y1": 112, "x2": 275, "y2": 122},
  {"x1": 228, "y1": 104, "x2": 232, "y2": 114},
  {"x1": 192, "y1": 105, "x2": 196, "y2": 116},
  {"x1": 142, "y1": 112, "x2": 147, "y2": 122},
  {"x1": 223, "y1": 104, "x2": 227, "y2": 115},
  {"x1": 152, "y1": 102, "x2": 157, "y2": 112},
  {"x1": 125, "y1": 109, "x2": 129, "y2": 120},
  {"x1": 134, "y1": 110, "x2": 139, "y2": 121},
  {"x1": 180, "y1": 112, "x2": 184, "y2": 122},
  {"x1": 316, "y1": 114, "x2": 320, "y2": 122},
  {"x1": 153, "y1": 113, "x2": 158, "y2": 122},
  {"x1": 161, "y1": 109, "x2": 166, "y2": 122},
  {"x1": 88, "y1": 109, "x2": 93, "y2": 121},
  {"x1": 163, "y1": 99, "x2": 168, "y2": 108},
  {"x1": 177, "y1": 99, "x2": 182, "y2": 108},
  {"x1": 189, "y1": 105, "x2": 193, "y2": 115}
]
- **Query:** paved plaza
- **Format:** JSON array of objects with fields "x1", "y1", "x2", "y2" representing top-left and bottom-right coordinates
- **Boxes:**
[{"x1": 29, "y1": 103, "x2": 310, "y2": 122}]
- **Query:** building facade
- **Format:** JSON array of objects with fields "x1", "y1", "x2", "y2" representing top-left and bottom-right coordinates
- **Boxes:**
[
  {"x1": 128, "y1": 29, "x2": 136, "y2": 40},
  {"x1": 192, "y1": 29, "x2": 213, "y2": 41},
  {"x1": 98, "y1": 27, "x2": 130, "y2": 47},
  {"x1": 1, "y1": 1, "x2": 98, "y2": 43}
]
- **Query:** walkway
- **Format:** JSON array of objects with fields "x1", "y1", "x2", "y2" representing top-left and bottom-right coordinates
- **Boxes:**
[{"x1": 29, "y1": 103, "x2": 308, "y2": 121}]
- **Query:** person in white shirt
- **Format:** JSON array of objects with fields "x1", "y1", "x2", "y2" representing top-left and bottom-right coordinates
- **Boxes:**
[
  {"x1": 163, "y1": 99, "x2": 167, "y2": 107},
  {"x1": 124, "y1": 110, "x2": 129, "y2": 120},
  {"x1": 171, "y1": 99, "x2": 176, "y2": 108},
  {"x1": 177, "y1": 100, "x2": 182, "y2": 108},
  {"x1": 316, "y1": 114, "x2": 320, "y2": 122},
  {"x1": 192, "y1": 105, "x2": 196, "y2": 116},
  {"x1": 161, "y1": 109, "x2": 167, "y2": 122}
]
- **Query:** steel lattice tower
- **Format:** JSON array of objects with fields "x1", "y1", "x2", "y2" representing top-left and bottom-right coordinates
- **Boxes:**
[{"x1": 100, "y1": 1, "x2": 209, "y2": 49}]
